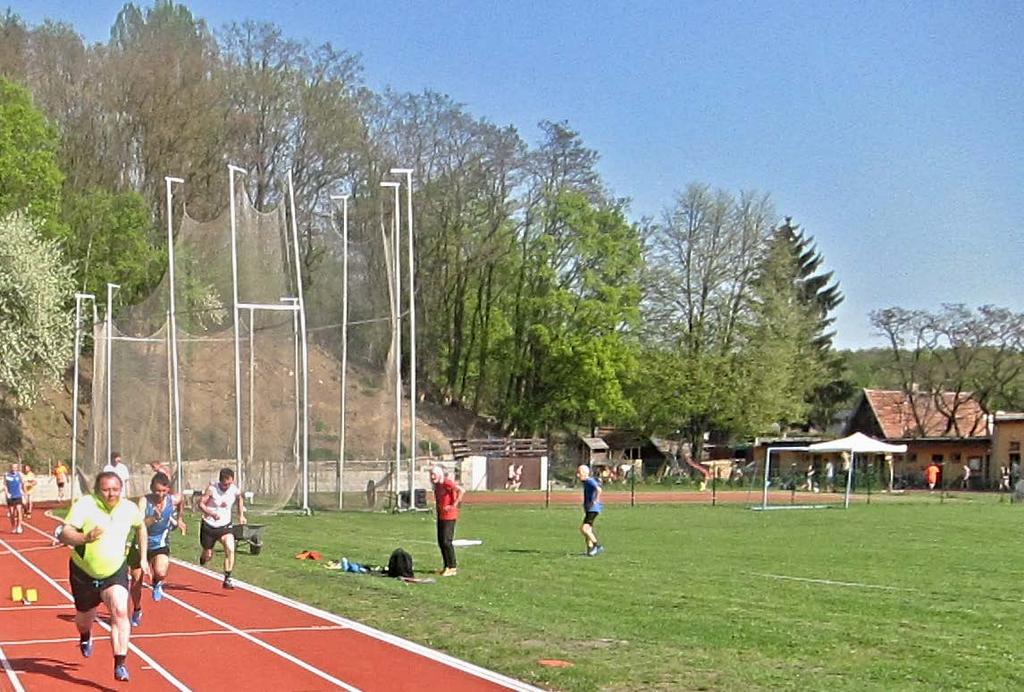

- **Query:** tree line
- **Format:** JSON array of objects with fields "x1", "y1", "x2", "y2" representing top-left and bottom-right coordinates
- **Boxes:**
[{"x1": 4, "y1": 2, "x2": 1019, "y2": 454}]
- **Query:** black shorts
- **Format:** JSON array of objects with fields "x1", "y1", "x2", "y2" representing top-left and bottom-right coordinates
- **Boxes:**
[
  {"x1": 583, "y1": 511, "x2": 600, "y2": 525},
  {"x1": 57, "y1": 482, "x2": 66, "y2": 488},
  {"x1": 6, "y1": 497, "x2": 22, "y2": 507},
  {"x1": 69, "y1": 559, "x2": 129, "y2": 612},
  {"x1": 127, "y1": 544, "x2": 171, "y2": 569},
  {"x1": 200, "y1": 522, "x2": 233, "y2": 550}
]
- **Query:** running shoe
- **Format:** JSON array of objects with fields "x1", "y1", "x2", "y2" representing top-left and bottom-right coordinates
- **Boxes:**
[
  {"x1": 152, "y1": 582, "x2": 163, "y2": 602},
  {"x1": 593, "y1": 544, "x2": 604, "y2": 555},
  {"x1": 130, "y1": 609, "x2": 142, "y2": 627},
  {"x1": 586, "y1": 546, "x2": 597, "y2": 556},
  {"x1": 79, "y1": 639, "x2": 93, "y2": 658},
  {"x1": 440, "y1": 567, "x2": 458, "y2": 577},
  {"x1": 114, "y1": 664, "x2": 130, "y2": 682},
  {"x1": 222, "y1": 577, "x2": 235, "y2": 590}
]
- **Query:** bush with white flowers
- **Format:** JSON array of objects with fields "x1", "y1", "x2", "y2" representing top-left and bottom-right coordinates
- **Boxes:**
[{"x1": 0, "y1": 211, "x2": 73, "y2": 408}]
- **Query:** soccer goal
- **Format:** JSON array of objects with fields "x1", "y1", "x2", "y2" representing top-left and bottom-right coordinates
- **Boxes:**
[{"x1": 752, "y1": 433, "x2": 908, "y2": 510}]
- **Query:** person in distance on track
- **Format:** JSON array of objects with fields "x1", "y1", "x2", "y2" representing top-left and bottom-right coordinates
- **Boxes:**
[
  {"x1": 3, "y1": 462, "x2": 25, "y2": 534},
  {"x1": 198, "y1": 467, "x2": 246, "y2": 589}
]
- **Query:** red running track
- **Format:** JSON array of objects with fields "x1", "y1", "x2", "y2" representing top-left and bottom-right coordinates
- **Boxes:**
[{"x1": 0, "y1": 514, "x2": 537, "y2": 691}]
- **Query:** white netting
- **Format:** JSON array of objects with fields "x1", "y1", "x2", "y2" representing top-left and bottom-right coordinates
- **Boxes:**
[
  {"x1": 79, "y1": 179, "x2": 403, "y2": 512},
  {"x1": 304, "y1": 201, "x2": 400, "y2": 511},
  {"x1": 82, "y1": 185, "x2": 301, "y2": 512}
]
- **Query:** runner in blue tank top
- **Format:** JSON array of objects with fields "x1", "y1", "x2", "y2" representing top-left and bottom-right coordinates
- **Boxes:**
[
  {"x1": 576, "y1": 464, "x2": 604, "y2": 556},
  {"x1": 127, "y1": 471, "x2": 187, "y2": 625},
  {"x1": 3, "y1": 462, "x2": 25, "y2": 534}
]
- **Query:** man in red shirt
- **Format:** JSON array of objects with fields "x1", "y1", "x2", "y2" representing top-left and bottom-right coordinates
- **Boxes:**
[{"x1": 430, "y1": 465, "x2": 465, "y2": 576}]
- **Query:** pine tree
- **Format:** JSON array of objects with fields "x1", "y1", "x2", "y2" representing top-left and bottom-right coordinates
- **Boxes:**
[{"x1": 775, "y1": 217, "x2": 852, "y2": 430}]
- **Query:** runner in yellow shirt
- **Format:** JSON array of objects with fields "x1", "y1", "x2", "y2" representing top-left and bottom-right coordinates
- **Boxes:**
[
  {"x1": 53, "y1": 461, "x2": 69, "y2": 501},
  {"x1": 57, "y1": 471, "x2": 148, "y2": 682},
  {"x1": 21, "y1": 465, "x2": 36, "y2": 518}
]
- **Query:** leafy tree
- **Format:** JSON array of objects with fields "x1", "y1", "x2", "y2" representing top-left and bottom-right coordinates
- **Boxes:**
[
  {"x1": 870, "y1": 304, "x2": 1024, "y2": 434},
  {"x1": 62, "y1": 189, "x2": 163, "y2": 306},
  {"x1": 641, "y1": 185, "x2": 773, "y2": 456},
  {"x1": 0, "y1": 11, "x2": 28, "y2": 79},
  {"x1": 523, "y1": 192, "x2": 642, "y2": 429},
  {"x1": 0, "y1": 77, "x2": 65, "y2": 239},
  {"x1": 0, "y1": 212, "x2": 73, "y2": 408},
  {"x1": 107, "y1": 0, "x2": 226, "y2": 216}
]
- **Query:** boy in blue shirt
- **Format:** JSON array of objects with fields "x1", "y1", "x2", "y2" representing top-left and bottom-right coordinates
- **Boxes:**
[{"x1": 576, "y1": 464, "x2": 603, "y2": 556}]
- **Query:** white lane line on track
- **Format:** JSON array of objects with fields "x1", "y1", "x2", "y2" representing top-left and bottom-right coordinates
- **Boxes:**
[
  {"x1": 7, "y1": 527, "x2": 191, "y2": 691},
  {"x1": 2, "y1": 624, "x2": 348, "y2": 647},
  {"x1": 747, "y1": 571, "x2": 918, "y2": 591},
  {"x1": 0, "y1": 604, "x2": 71, "y2": 612},
  {"x1": 0, "y1": 545, "x2": 65, "y2": 556},
  {"x1": 173, "y1": 558, "x2": 544, "y2": 691},
  {"x1": 157, "y1": 587, "x2": 362, "y2": 692},
  {"x1": 0, "y1": 643, "x2": 25, "y2": 692}
]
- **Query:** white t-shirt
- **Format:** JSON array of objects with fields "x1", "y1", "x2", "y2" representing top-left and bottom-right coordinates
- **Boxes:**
[
  {"x1": 102, "y1": 461, "x2": 131, "y2": 498},
  {"x1": 202, "y1": 482, "x2": 241, "y2": 528}
]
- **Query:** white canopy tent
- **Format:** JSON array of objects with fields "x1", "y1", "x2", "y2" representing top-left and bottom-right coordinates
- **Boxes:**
[{"x1": 760, "y1": 433, "x2": 907, "y2": 510}]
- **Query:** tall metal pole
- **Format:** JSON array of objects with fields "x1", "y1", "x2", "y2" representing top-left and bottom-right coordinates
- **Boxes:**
[
  {"x1": 286, "y1": 170, "x2": 311, "y2": 515},
  {"x1": 762, "y1": 449, "x2": 772, "y2": 510},
  {"x1": 381, "y1": 181, "x2": 402, "y2": 506},
  {"x1": 105, "y1": 283, "x2": 120, "y2": 467},
  {"x1": 392, "y1": 167, "x2": 417, "y2": 508},
  {"x1": 165, "y1": 177, "x2": 185, "y2": 492},
  {"x1": 71, "y1": 293, "x2": 95, "y2": 502},
  {"x1": 844, "y1": 452, "x2": 855, "y2": 509},
  {"x1": 247, "y1": 307, "x2": 256, "y2": 488},
  {"x1": 330, "y1": 194, "x2": 349, "y2": 510},
  {"x1": 279, "y1": 297, "x2": 300, "y2": 499},
  {"x1": 228, "y1": 165, "x2": 246, "y2": 491}
]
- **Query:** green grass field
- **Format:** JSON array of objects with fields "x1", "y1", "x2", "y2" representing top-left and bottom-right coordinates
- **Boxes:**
[{"x1": 185, "y1": 494, "x2": 1024, "y2": 690}]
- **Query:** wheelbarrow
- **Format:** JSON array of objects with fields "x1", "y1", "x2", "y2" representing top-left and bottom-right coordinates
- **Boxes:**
[{"x1": 231, "y1": 524, "x2": 266, "y2": 555}]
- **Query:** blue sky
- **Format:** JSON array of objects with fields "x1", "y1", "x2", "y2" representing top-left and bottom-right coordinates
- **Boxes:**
[{"x1": 10, "y1": 1, "x2": 1024, "y2": 349}]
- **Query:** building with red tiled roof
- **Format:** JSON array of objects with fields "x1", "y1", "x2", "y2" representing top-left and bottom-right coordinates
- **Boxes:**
[
  {"x1": 844, "y1": 389, "x2": 990, "y2": 488},
  {"x1": 849, "y1": 389, "x2": 988, "y2": 440}
]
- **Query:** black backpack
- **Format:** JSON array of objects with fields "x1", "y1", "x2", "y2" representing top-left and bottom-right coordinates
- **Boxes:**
[{"x1": 386, "y1": 548, "x2": 414, "y2": 578}]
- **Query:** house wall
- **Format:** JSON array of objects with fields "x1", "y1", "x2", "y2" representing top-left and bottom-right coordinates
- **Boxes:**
[
  {"x1": 990, "y1": 420, "x2": 1024, "y2": 486},
  {"x1": 894, "y1": 440, "x2": 990, "y2": 488}
]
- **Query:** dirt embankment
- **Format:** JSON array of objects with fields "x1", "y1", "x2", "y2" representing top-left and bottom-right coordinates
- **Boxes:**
[{"x1": 3, "y1": 346, "x2": 499, "y2": 469}]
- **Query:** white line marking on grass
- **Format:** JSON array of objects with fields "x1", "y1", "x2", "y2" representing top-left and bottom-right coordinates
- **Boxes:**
[
  {"x1": 157, "y1": 589, "x2": 362, "y2": 692},
  {"x1": 2, "y1": 625, "x2": 347, "y2": 647},
  {"x1": 0, "y1": 644, "x2": 25, "y2": 692},
  {"x1": 748, "y1": 572, "x2": 918, "y2": 591},
  {"x1": 11, "y1": 526, "x2": 191, "y2": 691},
  {"x1": 172, "y1": 558, "x2": 544, "y2": 691}
]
